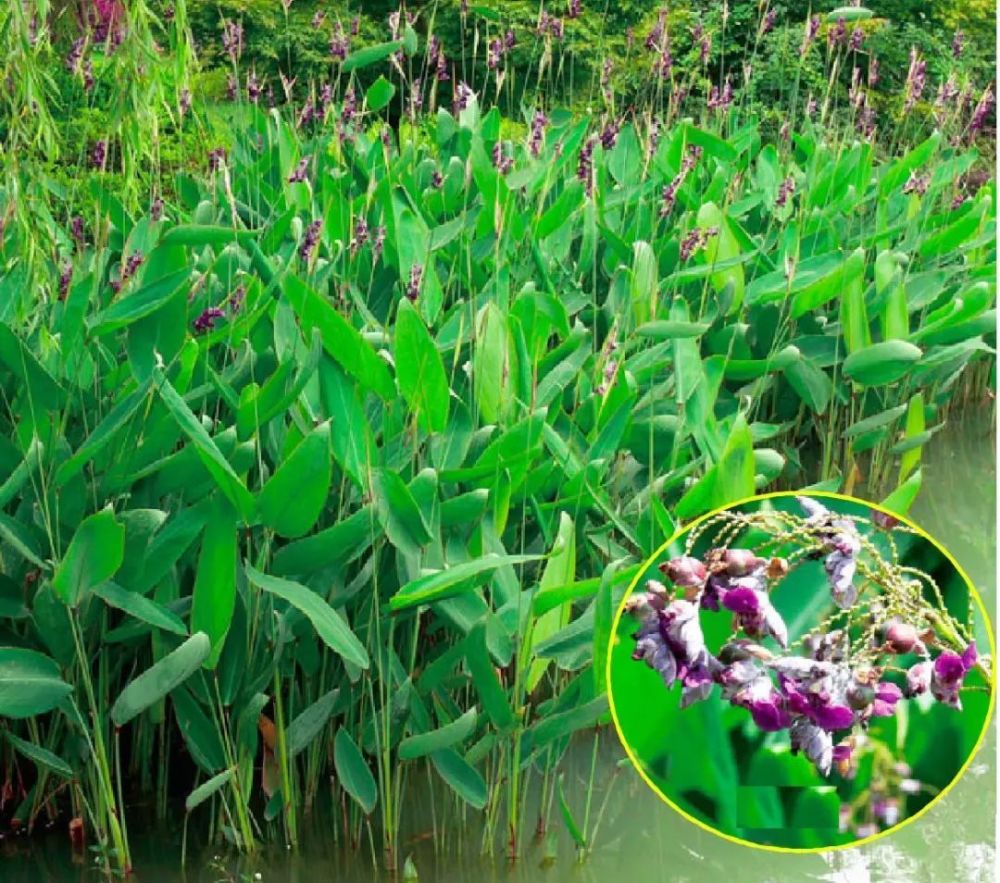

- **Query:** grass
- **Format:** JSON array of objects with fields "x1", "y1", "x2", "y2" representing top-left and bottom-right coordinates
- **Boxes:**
[{"x1": 0, "y1": 1, "x2": 995, "y2": 876}]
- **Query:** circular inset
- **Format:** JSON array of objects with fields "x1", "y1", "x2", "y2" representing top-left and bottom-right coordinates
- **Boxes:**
[{"x1": 607, "y1": 492, "x2": 995, "y2": 852}]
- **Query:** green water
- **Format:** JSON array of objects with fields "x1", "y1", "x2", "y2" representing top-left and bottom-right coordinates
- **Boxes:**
[{"x1": 2, "y1": 413, "x2": 995, "y2": 883}]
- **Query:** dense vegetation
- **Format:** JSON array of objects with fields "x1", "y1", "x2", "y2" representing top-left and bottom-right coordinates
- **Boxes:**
[{"x1": 0, "y1": 0, "x2": 994, "y2": 877}]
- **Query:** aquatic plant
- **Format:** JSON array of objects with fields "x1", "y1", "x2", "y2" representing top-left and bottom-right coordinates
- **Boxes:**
[{"x1": 0, "y1": 0, "x2": 994, "y2": 876}]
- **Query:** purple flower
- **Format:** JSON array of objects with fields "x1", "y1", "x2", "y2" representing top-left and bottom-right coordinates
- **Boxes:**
[
  {"x1": 761, "y1": 9, "x2": 776, "y2": 35},
  {"x1": 870, "y1": 681, "x2": 903, "y2": 717},
  {"x1": 952, "y1": 29, "x2": 965, "y2": 59},
  {"x1": 247, "y1": 71, "x2": 263, "y2": 103},
  {"x1": 330, "y1": 22, "x2": 350, "y2": 60},
  {"x1": 208, "y1": 147, "x2": 226, "y2": 172},
  {"x1": 92, "y1": 139, "x2": 107, "y2": 170},
  {"x1": 58, "y1": 262, "x2": 72, "y2": 301},
  {"x1": 707, "y1": 78, "x2": 733, "y2": 113},
  {"x1": 373, "y1": 225, "x2": 386, "y2": 262},
  {"x1": 228, "y1": 285, "x2": 246, "y2": 313},
  {"x1": 222, "y1": 19, "x2": 244, "y2": 63},
  {"x1": 849, "y1": 27, "x2": 864, "y2": 51},
  {"x1": 904, "y1": 48, "x2": 927, "y2": 112},
  {"x1": 577, "y1": 136, "x2": 595, "y2": 195},
  {"x1": 193, "y1": 307, "x2": 225, "y2": 334},
  {"x1": 288, "y1": 156, "x2": 311, "y2": 184},
  {"x1": 903, "y1": 171, "x2": 930, "y2": 196},
  {"x1": 775, "y1": 175, "x2": 796, "y2": 208},
  {"x1": 828, "y1": 17, "x2": 847, "y2": 49},
  {"x1": 492, "y1": 142, "x2": 513, "y2": 174},
  {"x1": 905, "y1": 660, "x2": 932, "y2": 697},
  {"x1": 660, "y1": 556, "x2": 707, "y2": 589},
  {"x1": 406, "y1": 263, "x2": 423, "y2": 301},
  {"x1": 568, "y1": 0, "x2": 582, "y2": 19},
  {"x1": 931, "y1": 642, "x2": 977, "y2": 708},
  {"x1": 453, "y1": 81, "x2": 474, "y2": 113},
  {"x1": 599, "y1": 118, "x2": 620, "y2": 150},
  {"x1": 71, "y1": 215, "x2": 86, "y2": 247},
  {"x1": 790, "y1": 718, "x2": 833, "y2": 776},
  {"x1": 802, "y1": 15, "x2": 821, "y2": 53},
  {"x1": 66, "y1": 36, "x2": 85, "y2": 74},
  {"x1": 299, "y1": 219, "x2": 322, "y2": 263},
  {"x1": 528, "y1": 110, "x2": 548, "y2": 157},
  {"x1": 969, "y1": 85, "x2": 994, "y2": 139},
  {"x1": 719, "y1": 572, "x2": 788, "y2": 648}
]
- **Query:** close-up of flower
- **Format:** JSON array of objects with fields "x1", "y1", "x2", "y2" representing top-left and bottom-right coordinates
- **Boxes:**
[{"x1": 611, "y1": 493, "x2": 994, "y2": 850}]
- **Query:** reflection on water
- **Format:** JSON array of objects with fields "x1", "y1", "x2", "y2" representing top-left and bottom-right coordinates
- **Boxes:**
[{"x1": 1, "y1": 414, "x2": 995, "y2": 882}]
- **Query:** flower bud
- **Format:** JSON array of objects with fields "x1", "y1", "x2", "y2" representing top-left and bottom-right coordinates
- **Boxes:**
[
  {"x1": 766, "y1": 557, "x2": 789, "y2": 580},
  {"x1": 884, "y1": 620, "x2": 920, "y2": 654},
  {"x1": 660, "y1": 556, "x2": 707, "y2": 588},
  {"x1": 846, "y1": 681, "x2": 875, "y2": 710},
  {"x1": 722, "y1": 548, "x2": 765, "y2": 576}
]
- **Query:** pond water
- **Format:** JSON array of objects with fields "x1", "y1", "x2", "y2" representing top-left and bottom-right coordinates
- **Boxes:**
[{"x1": 2, "y1": 412, "x2": 995, "y2": 883}]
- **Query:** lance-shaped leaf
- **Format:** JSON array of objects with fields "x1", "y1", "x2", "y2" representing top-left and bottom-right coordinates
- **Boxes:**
[
  {"x1": 110, "y1": 632, "x2": 211, "y2": 726},
  {"x1": 245, "y1": 565, "x2": 369, "y2": 669}
]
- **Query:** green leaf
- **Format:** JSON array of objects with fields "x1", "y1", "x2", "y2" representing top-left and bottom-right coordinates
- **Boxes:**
[
  {"x1": 256, "y1": 421, "x2": 332, "y2": 538},
  {"x1": 88, "y1": 269, "x2": 190, "y2": 334},
  {"x1": 0, "y1": 648, "x2": 73, "y2": 718},
  {"x1": 372, "y1": 469, "x2": 432, "y2": 557},
  {"x1": 245, "y1": 565, "x2": 370, "y2": 669},
  {"x1": 635, "y1": 321, "x2": 710, "y2": 340},
  {"x1": 271, "y1": 506, "x2": 381, "y2": 576},
  {"x1": 5, "y1": 732, "x2": 74, "y2": 778},
  {"x1": 395, "y1": 300, "x2": 450, "y2": 432},
  {"x1": 52, "y1": 507, "x2": 125, "y2": 607},
  {"x1": 784, "y1": 356, "x2": 833, "y2": 414},
  {"x1": 526, "y1": 513, "x2": 576, "y2": 692},
  {"x1": 399, "y1": 708, "x2": 478, "y2": 760},
  {"x1": 365, "y1": 76, "x2": 396, "y2": 113},
  {"x1": 473, "y1": 303, "x2": 512, "y2": 424},
  {"x1": 282, "y1": 274, "x2": 395, "y2": 400},
  {"x1": 843, "y1": 341, "x2": 923, "y2": 386},
  {"x1": 844, "y1": 405, "x2": 908, "y2": 437},
  {"x1": 155, "y1": 371, "x2": 255, "y2": 519},
  {"x1": 430, "y1": 748, "x2": 487, "y2": 809},
  {"x1": 334, "y1": 728, "x2": 377, "y2": 813},
  {"x1": 287, "y1": 689, "x2": 339, "y2": 757},
  {"x1": 528, "y1": 695, "x2": 608, "y2": 748},
  {"x1": 882, "y1": 469, "x2": 922, "y2": 515},
  {"x1": 557, "y1": 774, "x2": 587, "y2": 848},
  {"x1": 790, "y1": 248, "x2": 865, "y2": 318},
  {"x1": 191, "y1": 498, "x2": 238, "y2": 668},
  {"x1": 390, "y1": 553, "x2": 540, "y2": 611},
  {"x1": 0, "y1": 323, "x2": 65, "y2": 411},
  {"x1": 185, "y1": 768, "x2": 234, "y2": 812},
  {"x1": 466, "y1": 622, "x2": 516, "y2": 732},
  {"x1": 899, "y1": 393, "x2": 925, "y2": 482},
  {"x1": 342, "y1": 40, "x2": 404, "y2": 73},
  {"x1": 110, "y1": 632, "x2": 211, "y2": 726},
  {"x1": 93, "y1": 581, "x2": 188, "y2": 637},
  {"x1": 55, "y1": 378, "x2": 153, "y2": 487}
]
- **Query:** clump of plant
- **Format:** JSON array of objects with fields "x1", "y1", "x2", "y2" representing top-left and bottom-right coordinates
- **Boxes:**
[{"x1": 624, "y1": 496, "x2": 991, "y2": 785}]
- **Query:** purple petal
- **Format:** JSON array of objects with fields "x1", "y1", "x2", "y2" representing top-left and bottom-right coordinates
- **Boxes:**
[
  {"x1": 722, "y1": 586, "x2": 760, "y2": 615},
  {"x1": 876, "y1": 681, "x2": 903, "y2": 703},
  {"x1": 961, "y1": 641, "x2": 978, "y2": 670},
  {"x1": 934, "y1": 652, "x2": 966, "y2": 683},
  {"x1": 749, "y1": 700, "x2": 792, "y2": 732},
  {"x1": 811, "y1": 703, "x2": 855, "y2": 731}
]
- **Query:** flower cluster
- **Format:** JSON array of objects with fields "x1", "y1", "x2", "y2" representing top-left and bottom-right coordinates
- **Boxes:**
[{"x1": 624, "y1": 497, "x2": 986, "y2": 780}]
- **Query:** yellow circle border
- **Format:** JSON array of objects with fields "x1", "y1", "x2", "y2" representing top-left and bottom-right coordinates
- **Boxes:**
[{"x1": 605, "y1": 489, "x2": 998, "y2": 855}]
